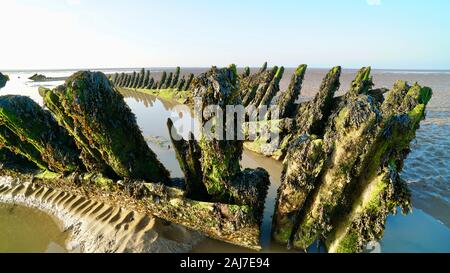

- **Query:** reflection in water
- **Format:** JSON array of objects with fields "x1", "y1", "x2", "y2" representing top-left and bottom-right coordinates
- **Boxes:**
[
  {"x1": 381, "y1": 209, "x2": 450, "y2": 253},
  {"x1": 0, "y1": 204, "x2": 68, "y2": 253}
]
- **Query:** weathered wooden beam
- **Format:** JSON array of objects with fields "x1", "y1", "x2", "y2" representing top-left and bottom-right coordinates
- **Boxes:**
[
  {"x1": 0, "y1": 95, "x2": 81, "y2": 173},
  {"x1": 258, "y1": 66, "x2": 284, "y2": 108},
  {"x1": 41, "y1": 71, "x2": 171, "y2": 183},
  {"x1": 272, "y1": 135, "x2": 326, "y2": 243},
  {"x1": 277, "y1": 65, "x2": 307, "y2": 119},
  {"x1": 251, "y1": 66, "x2": 278, "y2": 107},
  {"x1": 0, "y1": 167, "x2": 264, "y2": 251},
  {"x1": 167, "y1": 119, "x2": 208, "y2": 201},
  {"x1": 171, "y1": 67, "x2": 181, "y2": 88},
  {"x1": 325, "y1": 82, "x2": 432, "y2": 253},
  {"x1": 0, "y1": 72, "x2": 9, "y2": 88}
]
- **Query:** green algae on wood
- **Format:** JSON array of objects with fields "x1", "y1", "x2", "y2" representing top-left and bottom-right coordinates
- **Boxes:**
[
  {"x1": 0, "y1": 125, "x2": 49, "y2": 170},
  {"x1": 158, "y1": 71, "x2": 167, "y2": 89},
  {"x1": 259, "y1": 62, "x2": 268, "y2": 73},
  {"x1": 325, "y1": 82, "x2": 432, "y2": 253},
  {"x1": 190, "y1": 66, "x2": 270, "y2": 217},
  {"x1": 177, "y1": 76, "x2": 186, "y2": 91},
  {"x1": 291, "y1": 94, "x2": 383, "y2": 250},
  {"x1": 272, "y1": 135, "x2": 326, "y2": 243},
  {"x1": 250, "y1": 66, "x2": 278, "y2": 107},
  {"x1": 277, "y1": 65, "x2": 307, "y2": 119},
  {"x1": 123, "y1": 88, "x2": 192, "y2": 104},
  {"x1": 42, "y1": 71, "x2": 170, "y2": 183},
  {"x1": 40, "y1": 87, "x2": 115, "y2": 176},
  {"x1": 184, "y1": 73, "x2": 194, "y2": 91},
  {"x1": 258, "y1": 66, "x2": 285, "y2": 108},
  {"x1": 294, "y1": 66, "x2": 341, "y2": 137},
  {"x1": 164, "y1": 72, "x2": 173, "y2": 89},
  {"x1": 191, "y1": 66, "x2": 243, "y2": 198},
  {"x1": 249, "y1": 66, "x2": 340, "y2": 161},
  {"x1": 243, "y1": 118, "x2": 295, "y2": 160},
  {"x1": 142, "y1": 70, "x2": 151, "y2": 88},
  {"x1": 167, "y1": 119, "x2": 208, "y2": 201},
  {"x1": 171, "y1": 67, "x2": 181, "y2": 88},
  {"x1": 242, "y1": 67, "x2": 251, "y2": 78},
  {"x1": 0, "y1": 72, "x2": 10, "y2": 89},
  {"x1": 269, "y1": 71, "x2": 432, "y2": 252},
  {"x1": 0, "y1": 95, "x2": 81, "y2": 173},
  {"x1": 0, "y1": 165, "x2": 265, "y2": 250},
  {"x1": 0, "y1": 147, "x2": 38, "y2": 172}
]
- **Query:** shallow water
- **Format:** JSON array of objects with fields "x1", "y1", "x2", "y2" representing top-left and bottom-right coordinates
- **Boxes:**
[
  {"x1": 0, "y1": 68, "x2": 449, "y2": 253},
  {"x1": 0, "y1": 203, "x2": 68, "y2": 253}
]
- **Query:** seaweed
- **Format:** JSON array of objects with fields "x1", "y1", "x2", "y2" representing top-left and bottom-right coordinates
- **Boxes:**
[{"x1": 42, "y1": 71, "x2": 170, "y2": 183}]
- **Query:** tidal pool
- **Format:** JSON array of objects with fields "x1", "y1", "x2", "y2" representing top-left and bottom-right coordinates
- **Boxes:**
[{"x1": 0, "y1": 203, "x2": 68, "y2": 253}]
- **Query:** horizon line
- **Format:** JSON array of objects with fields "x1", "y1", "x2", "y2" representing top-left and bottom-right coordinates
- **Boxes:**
[{"x1": 1, "y1": 66, "x2": 450, "y2": 73}]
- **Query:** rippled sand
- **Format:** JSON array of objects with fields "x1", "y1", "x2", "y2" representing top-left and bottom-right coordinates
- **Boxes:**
[{"x1": 0, "y1": 178, "x2": 202, "y2": 253}]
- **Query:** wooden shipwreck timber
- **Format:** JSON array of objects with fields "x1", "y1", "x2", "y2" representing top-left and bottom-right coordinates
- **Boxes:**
[
  {"x1": 0, "y1": 64, "x2": 432, "y2": 253},
  {"x1": 0, "y1": 72, "x2": 9, "y2": 89}
]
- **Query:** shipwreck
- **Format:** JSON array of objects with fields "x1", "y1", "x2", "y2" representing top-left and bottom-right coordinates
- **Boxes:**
[{"x1": 0, "y1": 63, "x2": 432, "y2": 253}]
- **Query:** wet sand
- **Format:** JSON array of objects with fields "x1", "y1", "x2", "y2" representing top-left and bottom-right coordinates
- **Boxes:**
[{"x1": 0, "y1": 177, "x2": 202, "y2": 253}]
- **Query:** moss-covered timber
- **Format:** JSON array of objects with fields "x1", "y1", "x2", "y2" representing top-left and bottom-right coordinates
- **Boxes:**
[
  {"x1": 291, "y1": 93, "x2": 382, "y2": 250},
  {"x1": 0, "y1": 125, "x2": 49, "y2": 170},
  {"x1": 250, "y1": 66, "x2": 278, "y2": 107},
  {"x1": 244, "y1": 66, "x2": 341, "y2": 161},
  {"x1": 190, "y1": 66, "x2": 270, "y2": 216},
  {"x1": 258, "y1": 66, "x2": 285, "y2": 108},
  {"x1": 142, "y1": 70, "x2": 150, "y2": 89},
  {"x1": 277, "y1": 65, "x2": 307, "y2": 119},
  {"x1": 0, "y1": 72, "x2": 9, "y2": 89},
  {"x1": 117, "y1": 67, "x2": 195, "y2": 104},
  {"x1": 0, "y1": 68, "x2": 272, "y2": 250},
  {"x1": 167, "y1": 119, "x2": 208, "y2": 200},
  {"x1": 191, "y1": 66, "x2": 242, "y2": 197},
  {"x1": 287, "y1": 68, "x2": 379, "y2": 249},
  {"x1": 124, "y1": 74, "x2": 132, "y2": 88},
  {"x1": 0, "y1": 166, "x2": 264, "y2": 250},
  {"x1": 119, "y1": 87, "x2": 192, "y2": 105},
  {"x1": 177, "y1": 76, "x2": 186, "y2": 91},
  {"x1": 272, "y1": 135, "x2": 326, "y2": 243},
  {"x1": 259, "y1": 62, "x2": 268, "y2": 73},
  {"x1": 0, "y1": 95, "x2": 81, "y2": 173},
  {"x1": 274, "y1": 78, "x2": 432, "y2": 252},
  {"x1": 0, "y1": 148, "x2": 37, "y2": 172},
  {"x1": 184, "y1": 73, "x2": 194, "y2": 91},
  {"x1": 41, "y1": 71, "x2": 170, "y2": 183},
  {"x1": 294, "y1": 66, "x2": 341, "y2": 137},
  {"x1": 129, "y1": 71, "x2": 137, "y2": 88},
  {"x1": 164, "y1": 72, "x2": 173, "y2": 89},
  {"x1": 243, "y1": 118, "x2": 295, "y2": 160},
  {"x1": 325, "y1": 82, "x2": 432, "y2": 253},
  {"x1": 242, "y1": 67, "x2": 251, "y2": 78},
  {"x1": 137, "y1": 68, "x2": 146, "y2": 88},
  {"x1": 158, "y1": 71, "x2": 167, "y2": 89},
  {"x1": 240, "y1": 63, "x2": 279, "y2": 107},
  {"x1": 171, "y1": 67, "x2": 181, "y2": 88}
]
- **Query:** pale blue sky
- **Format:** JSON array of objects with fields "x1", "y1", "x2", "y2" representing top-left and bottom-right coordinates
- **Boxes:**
[{"x1": 0, "y1": 0, "x2": 449, "y2": 70}]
